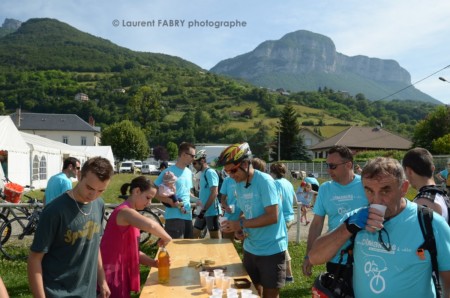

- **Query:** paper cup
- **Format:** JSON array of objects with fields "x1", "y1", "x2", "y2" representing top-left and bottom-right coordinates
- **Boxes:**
[{"x1": 370, "y1": 204, "x2": 387, "y2": 216}]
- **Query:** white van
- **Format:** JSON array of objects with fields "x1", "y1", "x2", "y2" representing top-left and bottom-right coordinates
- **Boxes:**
[{"x1": 119, "y1": 161, "x2": 135, "y2": 173}]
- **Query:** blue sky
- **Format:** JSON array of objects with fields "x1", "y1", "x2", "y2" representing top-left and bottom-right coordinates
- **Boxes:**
[{"x1": 1, "y1": 0, "x2": 450, "y2": 104}]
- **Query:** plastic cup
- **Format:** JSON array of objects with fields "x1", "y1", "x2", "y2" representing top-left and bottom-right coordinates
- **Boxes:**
[
  {"x1": 215, "y1": 274, "x2": 223, "y2": 288},
  {"x1": 222, "y1": 276, "x2": 231, "y2": 290},
  {"x1": 241, "y1": 289, "x2": 253, "y2": 298},
  {"x1": 199, "y1": 271, "x2": 209, "y2": 287},
  {"x1": 218, "y1": 216, "x2": 227, "y2": 226},
  {"x1": 370, "y1": 204, "x2": 387, "y2": 216},
  {"x1": 227, "y1": 288, "x2": 238, "y2": 297},
  {"x1": 213, "y1": 269, "x2": 224, "y2": 278},
  {"x1": 212, "y1": 288, "x2": 223, "y2": 296},
  {"x1": 205, "y1": 276, "x2": 215, "y2": 294}
]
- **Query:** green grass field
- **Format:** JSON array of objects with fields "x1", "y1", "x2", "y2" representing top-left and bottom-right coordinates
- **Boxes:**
[{"x1": 0, "y1": 173, "x2": 417, "y2": 297}]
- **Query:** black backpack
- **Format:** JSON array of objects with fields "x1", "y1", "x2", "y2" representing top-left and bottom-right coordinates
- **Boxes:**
[
  {"x1": 417, "y1": 205, "x2": 442, "y2": 298},
  {"x1": 414, "y1": 185, "x2": 450, "y2": 225}
]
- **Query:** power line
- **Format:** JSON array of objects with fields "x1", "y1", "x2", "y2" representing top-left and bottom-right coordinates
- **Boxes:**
[{"x1": 375, "y1": 64, "x2": 450, "y2": 102}]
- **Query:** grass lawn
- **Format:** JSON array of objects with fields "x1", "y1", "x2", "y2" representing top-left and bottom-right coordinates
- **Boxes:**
[{"x1": 1, "y1": 172, "x2": 417, "y2": 297}]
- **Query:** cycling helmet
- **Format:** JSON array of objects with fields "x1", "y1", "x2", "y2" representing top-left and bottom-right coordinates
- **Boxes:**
[
  {"x1": 217, "y1": 142, "x2": 252, "y2": 166},
  {"x1": 194, "y1": 149, "x2": 207, "y2": 161}
]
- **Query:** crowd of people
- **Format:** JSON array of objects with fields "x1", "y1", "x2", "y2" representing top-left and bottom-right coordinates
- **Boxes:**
[{"x1": 1, "y1": 142, "x2": 449, "y2": 298}]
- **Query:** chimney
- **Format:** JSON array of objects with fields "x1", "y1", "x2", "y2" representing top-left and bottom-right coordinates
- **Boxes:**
[
  {"x1": 16, "y1": 107, "x2": 21, "y2": 127},
  {"x1": 89, "y1": 115, "x2": 95, "y2": 127}
]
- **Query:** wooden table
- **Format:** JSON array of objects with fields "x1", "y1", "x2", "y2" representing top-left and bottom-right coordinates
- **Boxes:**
[{"x1": 139, "y1": 238, "x2": 258, "y2": 297}]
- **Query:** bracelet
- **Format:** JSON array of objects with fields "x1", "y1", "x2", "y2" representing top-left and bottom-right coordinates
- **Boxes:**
[
  {"x1": 304, "y1": 255, "x2": 309, "y2": 260},
  {"x1": 239, "y1": 218, "x2": 245, "y2": 229}
]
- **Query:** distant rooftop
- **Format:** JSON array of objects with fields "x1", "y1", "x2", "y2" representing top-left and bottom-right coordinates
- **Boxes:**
[{"x1": 10, "y1": 112, "x2": 100, "y2": 133}]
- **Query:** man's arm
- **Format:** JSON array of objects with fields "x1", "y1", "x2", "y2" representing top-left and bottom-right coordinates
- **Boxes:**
[
  {"x1": 97, "y1": 251, "x2": 110, "y2": 298},
  {"x1": 440, "y1": 271, "x2": 450, "y2": 298},
  {"x1": 309, "y1": 224, "x2": 353, "y2": 264},
  {"x1": 302, "y1": 214, "x2": 325, "y2": 276},
  {"x1": 226, "y1": 204, "x2": 279, "y2": 231},
  {"x1": 202, "y1": 186, "x2": 218, "y2": 211},
  {"x1": 27, "y1": 251, "x2": 46, "y2": 298}
]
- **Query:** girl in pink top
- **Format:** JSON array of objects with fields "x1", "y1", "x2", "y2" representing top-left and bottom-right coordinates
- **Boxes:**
[{"x1": 100, "y1": 176, "x2": 172, "y2": 298}]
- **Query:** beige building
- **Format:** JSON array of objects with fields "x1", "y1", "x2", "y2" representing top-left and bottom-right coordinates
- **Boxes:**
[{"x1": 10, "y1": 111, "x2": 101, "y2": 146}]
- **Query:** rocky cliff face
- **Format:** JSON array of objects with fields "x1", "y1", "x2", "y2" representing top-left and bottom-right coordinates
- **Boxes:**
[
  {"x1": 210, "y1": 30, "x2": 432, "y2": 102},
  {"x1": 212, "y1": 30, "x2": 410, "y2": 83},
  {"x1": 2, "y1": 18, "x2": 22, "y2": 30}
]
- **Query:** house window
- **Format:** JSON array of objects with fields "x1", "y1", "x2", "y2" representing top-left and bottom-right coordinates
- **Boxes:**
[
  {"x1": 304, "y1": 138, "x2": 312, "y2": 146},
  {"x1": 39, "y1": 156, "x2": 47, "y2": 180},
  {"x1": 32, "y1": 155, "x2": 39, "y2": 181},
  {"x1": 81, "y1": 136, "x2": 87, "y2": 145},
  {"x1": 62, "y1": 136, "x2": 68, "y2": 144}
]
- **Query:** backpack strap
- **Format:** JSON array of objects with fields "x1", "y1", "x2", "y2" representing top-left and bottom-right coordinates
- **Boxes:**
[{"x1": 417, "y1": 205, "x2": 442, "y2": 298}]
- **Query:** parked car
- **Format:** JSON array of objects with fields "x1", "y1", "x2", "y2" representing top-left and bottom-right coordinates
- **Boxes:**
[
  {"x1": 119, "y1": 161, "x2": 135, "y2": 173},
  {"x1": 134, "y1": 160, "x2": 143, "y2": 170}
]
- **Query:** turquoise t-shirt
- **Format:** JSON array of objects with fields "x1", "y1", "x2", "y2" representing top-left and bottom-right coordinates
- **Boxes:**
[
  {"x1": 274, "y1": 177, "x2": 295, "y2": 223},
  {"x1": 45, "y1": 172, "x2": 73, "y2": 204},
  {"x1": 155, "y1": 165, "x2": 193, "y2": 220},
  {"x1": 199, "y1": 168, "x2": 221, "y2": 216},
  {"x1": 353, "y1": 200, "x2": 450, "y2": 297},
  {"x1": 220, "y1": 177, "x2": 238, "y2": 219},
  {"x1": 313, "y1": 175, "x2": 368, "y2": 263},
  {"x1": 233, "y1": 170, "x2": 287, "y2": 256}
]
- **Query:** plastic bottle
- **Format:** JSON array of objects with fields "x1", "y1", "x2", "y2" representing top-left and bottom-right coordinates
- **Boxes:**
[{"x1": 158, "y1": 246, "x2": 170, "y2": 284}]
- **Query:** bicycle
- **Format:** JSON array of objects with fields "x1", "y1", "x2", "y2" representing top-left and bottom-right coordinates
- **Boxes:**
[{"x1": 0, "y1": 193, "x2": 43, "y2": 260}]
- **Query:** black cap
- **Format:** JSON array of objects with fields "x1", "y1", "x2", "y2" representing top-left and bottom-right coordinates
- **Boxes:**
[{"x1": 158, "y1": 161, "x2": 168, "y2": 170}]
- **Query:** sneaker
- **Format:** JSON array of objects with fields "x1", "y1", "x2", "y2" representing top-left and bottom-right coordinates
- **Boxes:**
[
  {"x1": 285, "y1": 276, "x2": 294, "y2": 283},
  {"x1": 305, "y1": 221, "x2": 310, "y2": 226}
]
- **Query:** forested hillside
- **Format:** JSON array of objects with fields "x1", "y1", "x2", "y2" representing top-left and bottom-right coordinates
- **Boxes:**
[{"x1": 0, "y1": 18, "x2": 440, "y2": 149}]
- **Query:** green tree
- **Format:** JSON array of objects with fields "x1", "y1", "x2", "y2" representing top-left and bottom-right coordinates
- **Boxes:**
[
  {"x1": 249, "y1": 124, "x2": 271, "y2": 161},
  {"x1": 412, "y1": 106, "x2": 450, "y2": 152},
  {"x1": 432, "y1": 134, "x2": 450, "y2": 154},
  {"x1": 270, "y1": 102, "x2": 301, "y2": 161},
  {"x1": 166, "y1": 142, "x2": 178, "y2": 160},
  {"x1": 101, "y1": 120, "x2": 150, "y2": 161},
  {"x1": 290, "y1": 135, "x2": 312, "y2": 161}
]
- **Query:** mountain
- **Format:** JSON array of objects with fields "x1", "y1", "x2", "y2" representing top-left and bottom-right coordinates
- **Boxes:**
[
  {"x1": 0, "y1": 18, "x2": 199, "y2": 71},
  {"x1": 210, "y1": 30, "x2": 439, "y2": 104},
  {"x1": 0, "y1": 18, "x2": 21, "y2": 38}
]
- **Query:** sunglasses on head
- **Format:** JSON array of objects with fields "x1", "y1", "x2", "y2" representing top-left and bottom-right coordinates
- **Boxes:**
[{"x1": 325, "y1": 161, "x2": 349, "y2": 170}]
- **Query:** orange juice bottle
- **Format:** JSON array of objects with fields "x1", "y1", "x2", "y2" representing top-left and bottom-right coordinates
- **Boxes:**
[{"x1": 158, "y1": 246, "x2": 170, "y2": 284}]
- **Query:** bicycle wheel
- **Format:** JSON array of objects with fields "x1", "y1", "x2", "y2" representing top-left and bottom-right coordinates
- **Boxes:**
[
  {"x1": 138, "y1": 209, "x2": 163, "y2": 248},
  {"x1": 0, "y1": 213, "x2": 11, "y2": 245},
  {"x1": 0, "y1": 216, "x2": 32, "y2": 260}
]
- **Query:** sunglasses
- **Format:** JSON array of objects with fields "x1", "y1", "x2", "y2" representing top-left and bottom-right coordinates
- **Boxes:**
[
  {"x1": 184, "y1": 152, "x2": 195, "y2": 158},
  {"x1": 225, "y1": 163, "x2": 241, "y2": 175},
  {"x1": 378, "y1": 227, "x2": 391, "y2": 251},
  {"x1": 76, "y1": 167, "x2": 81, "y2": 170},
  {"x1": 325, "y1": 161, "x2": 349, "y2": 170}
]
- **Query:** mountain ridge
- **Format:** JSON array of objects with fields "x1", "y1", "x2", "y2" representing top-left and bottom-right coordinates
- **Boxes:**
[{"x1": 210, "y1": 30, "x2": 438, "y2": 104}]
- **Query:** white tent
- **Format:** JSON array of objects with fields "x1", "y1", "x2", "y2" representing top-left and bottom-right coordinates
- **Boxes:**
[
  {"x1": 20, "y1": 132, "x2": 90, "y2": 189},
  {"x1": 0, "y1": 116, "x2": 31, "y2": 186},
  {"x1": 74, "y1": 146, "x2": 115, "y2": 170}
]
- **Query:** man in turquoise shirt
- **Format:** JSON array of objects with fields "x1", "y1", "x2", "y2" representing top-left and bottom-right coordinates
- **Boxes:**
[
  {"x1": 303, "y1": 145, "x2": 368, "y2": 287},
  {"x1": 219, "y1": 143, "x2": 287, "y2": 298},
  {"x1": 309, "y1": 157, "x2": 450, "y2": 297},
  {"x1": 44, "y1": 157, "x2": 80, "y2": 205},
  {"x1": 155, "y1": 142, "x2": 195, "y2": 239}
]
